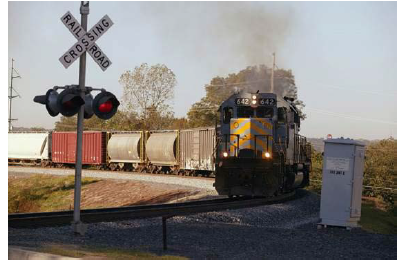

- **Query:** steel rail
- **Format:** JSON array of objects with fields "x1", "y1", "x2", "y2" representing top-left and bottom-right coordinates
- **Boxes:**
[{"x1": 9, "y1": 191, "x2": 296, "y2": 228}]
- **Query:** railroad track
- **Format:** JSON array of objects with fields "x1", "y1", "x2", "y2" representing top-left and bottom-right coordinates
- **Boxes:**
[{"x1": 9, "y1": 191, "x2": 296, "y2": 228}]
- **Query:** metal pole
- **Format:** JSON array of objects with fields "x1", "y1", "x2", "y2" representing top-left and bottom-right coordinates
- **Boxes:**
[
  {"x1": 162, "y1": 217, "x2": 167, "y2": 250},
  {"x1": 9, "y1": 59, "x2": 14, "y2": 131},
  {"x1": 271, "y1": 52, "x2": 275, "y2": 93},
  {"x1": 72, "y1": 1, "x2": 89, "y2": 235}
]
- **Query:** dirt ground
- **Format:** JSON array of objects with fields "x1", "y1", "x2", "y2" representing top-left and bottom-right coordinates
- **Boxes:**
[{"x1": 77, "y1": 179, "x2": 203, "y2": 208}]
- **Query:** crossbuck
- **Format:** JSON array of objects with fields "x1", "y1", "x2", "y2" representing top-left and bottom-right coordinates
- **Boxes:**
[{"x1": 59, "y1": 11, "x2": 113, "y2": 71}]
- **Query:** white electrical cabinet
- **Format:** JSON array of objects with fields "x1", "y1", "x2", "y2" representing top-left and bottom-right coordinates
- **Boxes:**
[{"x1": 319, "y1": 138, "x2": 365, "y2": 228}]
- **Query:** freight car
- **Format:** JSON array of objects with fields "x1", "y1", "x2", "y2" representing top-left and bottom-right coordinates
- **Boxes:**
[
  {"x1": 8, "y1": 132, "x2": 52, "y2": 166},
  {"x1": 214, "y1": 91, "x2": 311, "y2": 197},
  {"x1": 8, "y1": 127, "x2": 216, "y2": 176},
  {"x1": 51, "y1": 131, "x2": 108, "y2": 168}
]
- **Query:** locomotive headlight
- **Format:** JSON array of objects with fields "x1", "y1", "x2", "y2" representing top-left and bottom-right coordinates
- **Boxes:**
[
  {"x1": 223, "y1": 152, "x2": 228, "y2": 158},
  {"x1": 251, "y1": 100, "x2": 257, "y2": 105},
  {"x1": 265, "y1": 152, "x2": 271, "y2": 158},
  {"x1": 252, "y1": 95, "x2": 257, "y2": 100}
]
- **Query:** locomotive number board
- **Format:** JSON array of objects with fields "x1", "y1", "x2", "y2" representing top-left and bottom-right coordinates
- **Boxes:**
[{"x1": 235, "y1": 98, "x2": 276, "y2": 106}]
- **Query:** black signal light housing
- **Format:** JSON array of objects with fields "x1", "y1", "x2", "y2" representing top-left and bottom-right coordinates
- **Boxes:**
[
  {"x1": 57, "y1": 87, "x2": 85, "y2": 117},
  {"x1": 92, "y1": 91, "x2": 120, "y2": 120},
  {"x1": 33, "y1": 89, "x2": 60, "y2": 117}
]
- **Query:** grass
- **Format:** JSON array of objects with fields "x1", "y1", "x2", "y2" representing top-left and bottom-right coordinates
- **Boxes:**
[
  {"x1": 39, "y1": 245, "x2": 187, "y2": 260},
  {"x1": 8, "y1": 174, "x2": 100, "y2": 213},
  {"x1": 359, "y1": 199, "x2": 397, "y2": 235},
  {"x1": 306, "y1": 187, "x2": 396, "y2": 235}
]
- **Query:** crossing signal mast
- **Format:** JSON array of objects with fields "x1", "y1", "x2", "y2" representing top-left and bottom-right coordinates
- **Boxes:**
[
  {"x1": 33, "y1": 1, "x2": 118, "y2": 235},
  {"x1": 9, "y1": 59, "x2": 21, "y2": 131}
]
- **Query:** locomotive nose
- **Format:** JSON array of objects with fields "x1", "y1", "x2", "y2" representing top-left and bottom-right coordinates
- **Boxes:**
[{"x1": 229, "y1": 118, "x2": 273, "y2": 158}]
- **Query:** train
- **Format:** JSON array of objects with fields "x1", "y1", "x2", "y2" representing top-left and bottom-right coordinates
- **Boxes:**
[
  {"x1": 8, "y1": 91, "x2": 311, "y2": 197},
  {"x1": 8, "y1": 128, "x2": 217, "y2": 177},
  {"x1": 214, "y1": 91, "x2": 312, "y2": 197}
]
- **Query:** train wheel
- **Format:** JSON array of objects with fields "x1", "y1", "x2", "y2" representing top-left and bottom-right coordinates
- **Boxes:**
[{"x1": 110, "y1": 164, "x2": 117, "y2": 171}]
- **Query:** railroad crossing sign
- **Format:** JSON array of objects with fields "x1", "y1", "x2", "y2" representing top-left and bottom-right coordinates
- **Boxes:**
[{"x1": 59, "y1": 11, "x2": 113, "y2": 71}]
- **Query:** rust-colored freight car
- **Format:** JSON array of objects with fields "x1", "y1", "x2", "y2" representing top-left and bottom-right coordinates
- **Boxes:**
[{"x1": 52, "y1": 131, "x2": 107, "y2": 165}]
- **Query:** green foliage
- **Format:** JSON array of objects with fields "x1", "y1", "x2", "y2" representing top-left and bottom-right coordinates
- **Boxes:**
[
  {"x1": 54, "y1": 110, "x2": 190, "y2": 131},
  {"x1": 187, "y1": 65, "x2": 305, "y2": 128},
  {"x1": 308, "y1": 148, "x2": 323, "y2": 194},
  {"x1": 363, "y1": 138, "x2": 397, "y2": 213}
]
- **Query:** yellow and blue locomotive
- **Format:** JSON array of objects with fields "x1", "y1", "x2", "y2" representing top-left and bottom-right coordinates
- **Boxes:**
[{"x1": 214, "y1": 91, "x2": 311, "y2": 197}]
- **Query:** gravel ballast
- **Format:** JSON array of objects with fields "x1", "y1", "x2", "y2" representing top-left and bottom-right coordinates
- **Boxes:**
[{"x1": 8, "y1": 189, "x2": 397, "y2": 260}]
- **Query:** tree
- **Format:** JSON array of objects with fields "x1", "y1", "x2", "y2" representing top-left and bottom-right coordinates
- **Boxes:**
[
  {"x1": 54, "y1": 110, "x2": 142, "y2": 131},
  {"x1": 187, "y1": 65, "x2": 305, "y2": 128},
  {"x1": 30, "y1": 127, "x2": 46, "y2": 131},
  {"x1": 54, "y1": 116, "x2": 78, "y2": 131},
  {"x1": 363, "y1": 138, "x2": 397, "y2": 212},
  {"x1": 119, "y1": 63, "x2": 177, "y2": 130}
]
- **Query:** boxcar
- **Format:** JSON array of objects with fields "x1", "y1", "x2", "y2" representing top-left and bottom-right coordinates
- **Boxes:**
[
  {"x1": 51, "y1": 131, "x2": 107, "y2": 165},
  {"x1": 179, "y1": 127, "x2": 215, "y2": 175}
]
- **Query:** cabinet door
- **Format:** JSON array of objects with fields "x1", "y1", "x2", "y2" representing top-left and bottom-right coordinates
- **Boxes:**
[{"x1": 350, "y1": 146, "x2": 365, "y2": 218}]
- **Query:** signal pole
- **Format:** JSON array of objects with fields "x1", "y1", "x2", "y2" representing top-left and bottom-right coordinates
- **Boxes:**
[
  {"x1": 270, "y1": 52, "x2": 275, "y2": 94},
  {"x1": 9, "y1": 59, "x2": 21, "y2": 131},
  {"x1": 33, "y1": 1, "x2": 118, "y2": 235},
  {"x1": 72, "y1": 1, "x2": 89, "y2": 235}
]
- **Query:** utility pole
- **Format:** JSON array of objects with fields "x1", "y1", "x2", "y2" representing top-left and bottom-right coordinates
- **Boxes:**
[
  {"x1": 270, "y1": 52, "x2": 275, "y2": 94},
  {"x1": 8, "y1": 59, "x2": 21, "y2": 131},
  {"x1": 72, "y1": 1, "x2": 89, "y2": 235}
]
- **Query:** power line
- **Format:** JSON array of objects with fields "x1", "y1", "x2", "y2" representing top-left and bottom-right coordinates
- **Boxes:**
[
  {"x1": 306, "y1": 107, "x2": 396, "y2": 125},
  {"x1": 299, "y1": 79, "x2": 396, "y2": 97}
]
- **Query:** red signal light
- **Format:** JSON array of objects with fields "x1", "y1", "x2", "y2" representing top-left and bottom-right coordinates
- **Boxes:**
[
  {"x1": 98, "y1": 100, "x2": 113, "y2": 113},
  {"x1": 63, "y1": 100, "x2": 73, "y2": 109},
  {"x1": 93, "y1": 91, "x2": 120, "y2": 120}
]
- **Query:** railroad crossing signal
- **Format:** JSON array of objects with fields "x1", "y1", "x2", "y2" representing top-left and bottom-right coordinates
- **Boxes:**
[
  {"x1": 34, "y1": 86, "x2": 120, "y2": 120},
  {"x1": 34, "y1": 2, "x2": 119, "y2": 235},
  {"x1": 59, "y1": 11, "x2": 113, "y2": 71}
]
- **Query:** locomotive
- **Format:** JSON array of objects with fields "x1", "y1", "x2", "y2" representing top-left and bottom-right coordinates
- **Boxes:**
[{"x1": 214, "y1": 91, "x2": 311, "y2": 197}]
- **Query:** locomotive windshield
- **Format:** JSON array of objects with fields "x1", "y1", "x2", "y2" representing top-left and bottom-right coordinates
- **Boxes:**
[
  {"x1": 237, "y1": 106, "x2": 254, "y2": 118},
  {"x1": 256, "y1": 107, "x2": 274, "y2": 118},
  {"x1": 237, "y1": 106, "x2": 273, "y2": 118}
]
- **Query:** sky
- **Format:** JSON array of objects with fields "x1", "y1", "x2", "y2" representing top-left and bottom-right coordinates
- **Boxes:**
[{"x1": 7, "y1": 1, "x2": 397, "y2": 140}]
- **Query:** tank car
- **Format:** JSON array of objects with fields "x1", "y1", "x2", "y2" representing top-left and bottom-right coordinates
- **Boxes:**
[{"x1": 214, "y1": 91, "x2": 311, "y2": 197}]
